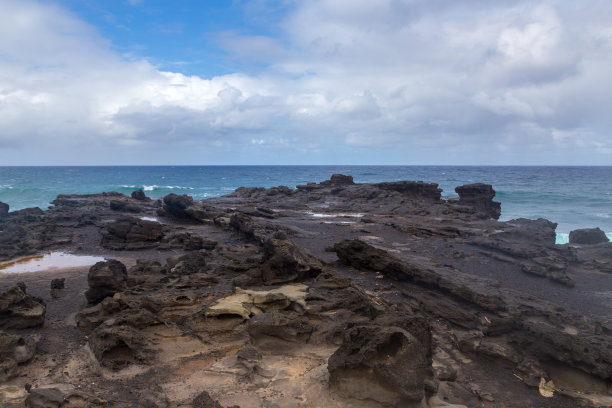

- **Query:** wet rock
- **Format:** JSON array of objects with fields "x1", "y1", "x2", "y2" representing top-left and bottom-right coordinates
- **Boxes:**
[
  {"x1": 0, "y1": 330, "x2": 38, "y2": 382},
  {"x1": 261, "y1": 238, "x2": 322, "y2": 284},
  {"x1": 328, "y1": 317, "x2": 432, "y2": 406},
  {"x1": 0, "y1": 201, "x2": 8, "y2": 218},
  {"x1": 569, "y1": 228, "x2": 609, "y2": 245},
  {"x1": 455, "y1": 183, "x2": 501, "y2": 219},
  {"x1": 85, "y1": 260, "x2": 127, "y2": 304},
  {"x1": 101, "y1": 216, "x2": 164, "y2": 250},
  {"x1": 0, "y1": 285, "x2": 46, "y2": 329},
  {"x1": 131, "y1": 189, "x2": 148, "y2": 201}
]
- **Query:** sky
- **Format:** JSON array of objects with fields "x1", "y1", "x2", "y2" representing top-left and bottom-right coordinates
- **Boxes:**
[{"x1": 0, "y1": 0, "x2": 611, "y2": 165}]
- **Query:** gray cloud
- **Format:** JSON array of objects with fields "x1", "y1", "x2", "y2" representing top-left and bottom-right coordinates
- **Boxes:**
[{"x1": 0, "y1": 0, "x2": 611, "y2": 164}]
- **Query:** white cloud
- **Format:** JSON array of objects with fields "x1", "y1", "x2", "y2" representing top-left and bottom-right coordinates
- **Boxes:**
[{"x1": 0, "y1": 0, "x2": 611, "y2": 164}]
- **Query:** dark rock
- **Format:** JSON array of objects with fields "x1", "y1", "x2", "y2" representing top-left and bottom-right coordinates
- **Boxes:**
[
  {"x1": 377, "y1": 181, "x2": 442, "y2": 201},
  {"x1": 0, "y1": 286, "x2": 46, "y2": 329},
  {"x1": 191, "y1": 391, "x2": 223, "y2": 408},
  {"x1": 0, "y1": 330, "x2": 38, "y2": 382},
  {"x1": 131, "y1": 189, "x2": 147, "y2": 201},
  {"x1": 158, "y1": 193, "x2": 194, "y2": 219},
  {"x1": 161, "y1": 232, "x2": 216, "y2": 251},
  {"x1": 0, "y1": 201, "x2": 8, "y2": 218},
  {"x1": 455, "y1": 183, "x2": 501, "y2": 219},
  {"x1": 261, "y1": 238, "x2": 322, "y2": 284},
  {"x1": 50, "y1": 278, "x2": 64, "y2": 289},
  {"x1": 109, "y1": 199, "x2": 141, "y2": 213},
  {"x1": 165, "y1": 251, "x2": 207, "y2": 275},
  {"x1": 85, "y1": 260, "x2": 127, "y2": 304},
  {"x1": 328, "y1": 316, "x2": 432, "y2": 405},
  {"x1": 569, "y1": 227, "x2": 609, "y2": 245},
  {"x1": 320, "y1": 174, "x2": 355, "y2": 187},
  {"x1": 101, "y1": 216, "x2": 164, "y2": 250},
  {"x1": 88, "y1": 325, "x2": 152, "y2": 369}
]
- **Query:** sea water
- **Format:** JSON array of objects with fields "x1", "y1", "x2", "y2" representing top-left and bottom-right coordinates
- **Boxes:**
[{"x1": 1, "y1": 166, "x2": 611, "y2": 243}]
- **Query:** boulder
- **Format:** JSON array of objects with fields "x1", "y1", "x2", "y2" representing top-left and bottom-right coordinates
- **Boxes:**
[
  {"x1": 455, "y1": 183, "x2": 501, "y2": 220},
  {"x1": 158, "y1": 193, "x2": 194, "y2": 219},
  {"x1": 101, "y1": 216, "x2": 164, "y2": 250},
  {"x1": 50, "y1": 278, "x2": 65, "y2": 289},
  {"x1": 261, "y1": 238, "x2": 323, "y2": 284},
  {"x1": 0, "y1": 285, "x2": 46, "y2": 329},
  {"x1": 131, "y1": 189, "x2": 147, "y2": 201},
  {"x1": 85, "y1": 260, "x2": 127, "y2": 304},
  {"x1": 569, "y1": 228, "x2": 609, "y2": 245},
  {"x1": 328, "y1": 316, "x2": 432, "y2": 406}
]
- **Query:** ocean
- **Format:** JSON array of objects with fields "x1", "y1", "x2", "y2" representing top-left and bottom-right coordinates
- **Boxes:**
[{"x1": 1, "y1": 166, "x2": 611, "y2": 242}]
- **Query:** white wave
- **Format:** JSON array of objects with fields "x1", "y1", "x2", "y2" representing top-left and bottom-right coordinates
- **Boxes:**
[
  {"x1": 556, "y1": 232, "x2": 612, "y2": 244},
  {"x1": 120, "y1": 185, "x2": 195, "y2": 191},
  {"x1": 0, "y1": 185, "x2": 14, "y2": 190},
  {"x1": 595, "y1": 213, "x2": 610, "y2": 219}
]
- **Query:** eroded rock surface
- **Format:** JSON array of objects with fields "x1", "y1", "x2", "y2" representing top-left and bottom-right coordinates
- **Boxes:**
[{"x1": 0, "y1": 174, "x2": 610, "y2": 408}]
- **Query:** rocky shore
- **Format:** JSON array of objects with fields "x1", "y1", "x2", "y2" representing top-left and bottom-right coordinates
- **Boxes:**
[{"x1": 0, "y1": 174, "x2": 611, "y2": 407}]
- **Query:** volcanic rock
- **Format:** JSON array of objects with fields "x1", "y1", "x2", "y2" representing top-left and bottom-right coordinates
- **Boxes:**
[
  {"x1": 101, "y1": 216, "x2": 164, "y2": 250},
  {"x1": 131, "y1": 189, "x2": 148, "y2": 201},
  {"x1": 328, "y1": 315, "x2": 432, "y2": 406},
  {"x1": 85, "y1": 260, "x2": 127, "y2": 304},
  {"x1": 569, "y1": 228, "x2": 609, "y2": 245},
  {"x1": 261, "y1": 238, "x2": 323, "y2": 284},
  {"x1": 455, "y1": 183, "x2": 501, "y2": 219},
  {"x1": 0, "y1": 285, "x2": 46, "y2": 329}
]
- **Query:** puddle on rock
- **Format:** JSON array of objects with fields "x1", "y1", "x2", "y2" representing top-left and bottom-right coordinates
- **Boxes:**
[{"x1": 0, "y1": 252, "x2": 105, "y2": 274}]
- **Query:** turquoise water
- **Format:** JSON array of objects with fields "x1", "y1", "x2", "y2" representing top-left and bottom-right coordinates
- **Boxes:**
[{"x1": 1, "y1": 166, "x2": 611, "y2": 239}]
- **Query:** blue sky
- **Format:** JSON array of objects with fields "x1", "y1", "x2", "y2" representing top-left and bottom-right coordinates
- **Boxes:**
[{"x1": 1, "y1": 0, "x2": 612, "y2": 165}]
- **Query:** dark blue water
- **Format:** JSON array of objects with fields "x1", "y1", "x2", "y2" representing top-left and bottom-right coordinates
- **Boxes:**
[{"x1": 1, "y1": 166, "x2": 611, "y2": 238}]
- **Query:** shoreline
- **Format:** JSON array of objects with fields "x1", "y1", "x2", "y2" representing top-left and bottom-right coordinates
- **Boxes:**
[{"x1": 1, "y1": 174, "x2": 611, "y2": 407}]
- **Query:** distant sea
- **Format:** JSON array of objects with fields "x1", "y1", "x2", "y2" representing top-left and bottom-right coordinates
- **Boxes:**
[{"x1": 1, "y1": 166, "x2": 611, "y2": 243}]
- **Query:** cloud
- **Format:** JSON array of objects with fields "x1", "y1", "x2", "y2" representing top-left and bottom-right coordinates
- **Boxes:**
[{"x1": 0, "y1": 0, "x2": 611, "y2": 164}]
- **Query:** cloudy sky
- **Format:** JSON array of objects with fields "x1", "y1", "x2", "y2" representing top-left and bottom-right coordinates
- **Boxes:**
[{"x1": 1, "y1": 0, "x2": 611, "y2": 165}]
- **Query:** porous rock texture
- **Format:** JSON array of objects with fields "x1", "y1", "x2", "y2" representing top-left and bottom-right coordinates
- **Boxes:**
[{"x1": 0, "y1": 174, "x2": 610, "y2": 408}]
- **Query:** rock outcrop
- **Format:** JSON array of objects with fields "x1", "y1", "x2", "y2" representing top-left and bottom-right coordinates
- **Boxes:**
[
  {"x1": 0, "y1": 285, "x2": 46, "y2": 329},
  {"x1": 569, "y1": 227, "x2": 609, "y2": 245},
  {"x1": 455, "y1": 183, "x2": 501, "y2": 219},
  {"x1": 101, "y1": 216, "x2": 164, "y2": 250},
  {"x1": 85, "y1": 260, "x2": 127, "y2": 304}
]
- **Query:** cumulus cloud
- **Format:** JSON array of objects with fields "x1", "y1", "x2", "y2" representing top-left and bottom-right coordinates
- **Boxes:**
[{"x1": 0, "y1": 0, "x2": 611, "y2": 164}]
